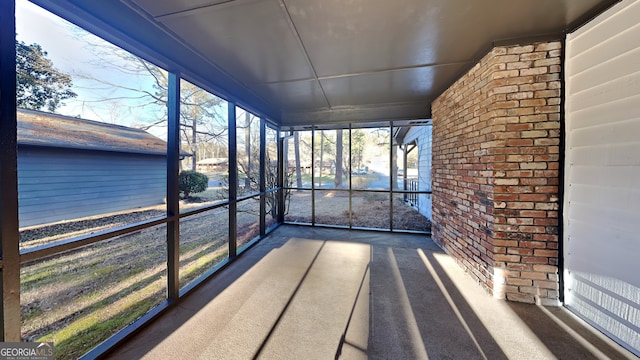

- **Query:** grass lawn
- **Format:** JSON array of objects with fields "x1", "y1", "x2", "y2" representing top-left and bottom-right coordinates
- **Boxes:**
[
  {"x1": 21, "y1": 211, "x2": 235, "y2": 359},
  {"x1": 19, "y1": 183, "x2": 428, "y2": 358}
]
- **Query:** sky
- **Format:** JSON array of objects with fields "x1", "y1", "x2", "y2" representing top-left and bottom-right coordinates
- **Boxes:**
[
  {"x1": 15, "y1": 0, "x2": 258, "y2": 143},
  {"x1": 15, "y1": 0, "x2": 167, "y2": 134}
]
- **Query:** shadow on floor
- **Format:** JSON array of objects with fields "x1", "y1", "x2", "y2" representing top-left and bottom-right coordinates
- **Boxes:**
[
  {"x1": 506, "y1": 302, "x2": 637, "y2": 359},
  {"x1": 106, "y1": 225, "x2": 633, "y2": 359}
]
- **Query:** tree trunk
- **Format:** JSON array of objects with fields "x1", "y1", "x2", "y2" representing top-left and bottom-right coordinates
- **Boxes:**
[
  {"x1": 334, "y1": 130, "x2": 343, "y2": 188},
  {"x1": 294, "y1": 132, "x2": 302, "y2": 189},
  {"x1": 319, "y1": 131, "x2": 323, "y2": 187},
  {"x1": 391, "y1": 143, "x2": 398, "y2": 190},
  {"x1": 244, "y1": 112, "x2": 251, "y2": 189},
  {"x1": 191, "y1": 117, "x2": 197, "y2": 171}
]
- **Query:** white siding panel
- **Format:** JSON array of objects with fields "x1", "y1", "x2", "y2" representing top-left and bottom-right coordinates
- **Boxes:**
[
  {"x1": 569, "y1": 21, "x2": 640, "y2": 76},
  {"x1": 568, "y1": 0, "x2": 640, "y2": 57},
  {"x1": 569, "y1": 165, "x2": 640, "y2": 188},
  {"x1": 570, "y1": 94, "x2": 640, "y2": 130},
  {"x1": 569, "y1": 184, "x2": 640, "y2": 214},
  {"x1": 570, "y1": 118, "x2": 640, "y2": 148},
  {"x1": 570, "y1": 47, "x2": 640, "y2": 95},
  {"x1": 569, "y1": 69, "x2": 640, "y2": 113},
  {"x1": 565, "y1": 0, "x2": 640, "y2": 356},
  {"x1": 417, "y1": 126, "x2": 432, "y2": 220},
  {"x1": 570, "y1": 143, "x2": 640, "y2": 167}
]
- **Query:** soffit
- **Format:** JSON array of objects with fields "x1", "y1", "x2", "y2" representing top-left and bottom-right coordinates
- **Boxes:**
[{"x1": 37, "y1": 0, "x2": 619, "y2": 126}]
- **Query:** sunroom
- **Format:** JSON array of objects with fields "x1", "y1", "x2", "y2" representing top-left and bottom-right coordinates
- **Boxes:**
[{"x1": 1, "y1": 0, "x2": 638, "y2": 358}]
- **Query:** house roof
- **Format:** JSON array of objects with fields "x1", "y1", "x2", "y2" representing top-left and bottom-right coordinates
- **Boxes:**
[{"x1": 17, "y1": 108, "x2": 169, "y2": 156}]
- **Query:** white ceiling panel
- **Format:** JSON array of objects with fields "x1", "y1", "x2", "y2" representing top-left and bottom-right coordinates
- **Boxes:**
[
  {"x1": 41, "y1": 0, "x2": 620, "y2": 124},
  {"x1": 155, "y1": 0, "x2": 315, "y2": 84},
  {"x1": 285, "y1": 0, "x2": 598, "y2": 77},
  {"x1": 130, "y1": 0, "x2": 231, "y2": 18},
  {"x1": 253, "y1": 80, "x2": 328, "y2": 111},
  {"x1": 320, "y1": 63, "x2": 469, "y2": 107}
]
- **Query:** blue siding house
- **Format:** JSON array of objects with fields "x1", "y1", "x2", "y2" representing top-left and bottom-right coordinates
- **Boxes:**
[{"x1": 17, "y1": 109, "x2": 168, "y2": 228}]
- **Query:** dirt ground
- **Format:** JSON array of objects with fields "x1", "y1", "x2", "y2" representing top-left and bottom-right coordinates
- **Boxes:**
[{"x1": 284, "y1": 190, "x2": 431, "y2": 231}]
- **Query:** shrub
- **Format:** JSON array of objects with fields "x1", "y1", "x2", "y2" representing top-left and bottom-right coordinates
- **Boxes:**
[{"x1": 179, "y1": 170, "x2": 209, "y2": 199}]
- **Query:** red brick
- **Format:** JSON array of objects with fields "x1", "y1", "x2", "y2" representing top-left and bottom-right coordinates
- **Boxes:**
[
  {"x1": 506, "y1": 293, "x2": 535, "y2": 303},
  {"x1": 520, "y1": 52, "x2": 547, "y2": 61},
  {"x1": 519, "y1": 147, "x2": 547, "y2": 155},
  {"x1": 520, "y1": 178, "x2": 547, "y2": 186},
  {"x1": 492, "y1": 70, "x2": 520, "y2": 79},
  {"x1": 535, "y1": 186, "x2": 558, "y2": 193},
  {"x1": 520, "y1": 162, "x2": 547, "y2": 170},
  {"x1": 506, "y1": 202, "x2": 534, "y2": 209},
  {"x1": 506, "y1": 170, "x2": 534, "y2": 178},
  {"x1": 521, "y1": 130, "x2": 548, "y2": 138},
  {"x1": 508, "y1": 248, "x2": 533, "y2": 256},
  {"x1": 519, "y1": 194, "x2": 548, "y2": 202},
  {"x1": 535, "y1": 42, "x2": 561, "y2": 51},
  {"x1": 520, "y1": 83, "x2": 548, "y2": 91},
  {"x1": 507, "y1": 61, "x2": 533, "y2": 70},
  {"x1": 506, "y1": 263, "x2": 532, "y2": 271},
  {"x1": 520, "y1": 286, "x2": 545, "y2": 295},
  {"x1": 506, "y1": 123, "x2": 533, "y2": 131},
  {"x1": 519, "y1": 226, "x2": 546, "y2": 233},
  {"x1": 507, "y1": 278, "x2": 533, "y2": 286},
  {"x1": 522, "y1": 257, "x2": 549, "y2": 264},
  {"x1": 432, "y1": 40, "x2": 561, "y2": 304},
  {"x1": 534, "y1": 280, "x2": 559, "y2": 289},
  {"x1": 494, "y1": 193, "x2": 518, "y2": 201},
  {"x1": 534, "y1": 218, "x2": 558, "y2": 226},
  {"x1": 520, "y1": 271, "x2": 548, "y2": 280},
  {"x1": 508, "y1": 45, "x2": 535, "y2": 54},
  {"x1": 533, "y1": 234, "x2": 558, "y2": 241},
  {"x1": 533, "y1": 264, "x2": 558, "y2": 273},
  {"x1": 507, "y1": 217, "x2": 534, "y2": 225},
  {"x1": 521, "y1": 99, "x2": 546, "y2": 107},
  {"x1": 507, "y1": 139, "x2": 533, "y2": 146},
  {"x1": 507, "y1": 155, "x2": 533, "y2": 162},
  {"x1": 494, "y1": 239, "x2": 518, "y2": 247},
  {"x1": 520, "y1": 67, "x2": 548, "y2": 76},
  {"x1": 495, "y1": 254, "x2": 521, "y2": 262},
  {"x1": 534, "y1": 58, "x2": 561, "y2": 67},
  {"x1": 534, "y1": 249, "x2": 558, "y2": 257}
]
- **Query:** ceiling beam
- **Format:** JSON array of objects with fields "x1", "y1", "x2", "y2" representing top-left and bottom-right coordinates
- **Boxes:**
[
  {"x1": 277, "y1": 0, "x2": 331, "y2": 109},
  {"x1": 281, "y1": 101, "x2": 430, "y2": 127}
]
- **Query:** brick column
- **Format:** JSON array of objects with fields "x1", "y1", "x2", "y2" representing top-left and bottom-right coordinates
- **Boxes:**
[{"x1": 432, "y1": 41, "x2": 562, "y2": 305}]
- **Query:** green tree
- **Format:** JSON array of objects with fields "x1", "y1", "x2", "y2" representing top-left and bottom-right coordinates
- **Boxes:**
[
  {"x1": 16, "y1": 40, "x2": 77, "y2": 112},
  {"x1": 352, "y1": 129, "x2": 366, "y2": 170},
  {"x1": 179, "y1": 170, "x2": 209, "y2": 199}
]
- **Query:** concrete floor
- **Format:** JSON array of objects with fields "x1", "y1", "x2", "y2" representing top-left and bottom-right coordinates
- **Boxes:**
[{"x1": 107, "y1": 225, "x2": 635, "y2": 359}]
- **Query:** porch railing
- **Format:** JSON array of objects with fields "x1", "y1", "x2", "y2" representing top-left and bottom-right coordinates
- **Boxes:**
[{"x1": 403, "y1": 178, "x2": 419, "y2": 208}]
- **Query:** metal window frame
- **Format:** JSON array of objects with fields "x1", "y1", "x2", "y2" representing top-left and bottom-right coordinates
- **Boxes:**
[
  {"x1": 0, "y1": 0, "x2": 21, "y2": 342},
  {"x1": 228, "y1": 103, "x2": 238, "y2": 258},
  {"x1": 2, "y1": 1, "x2": 431, "y2": 356},
  {"x1": 259, "y1": 117, "x2": 266, "y2": 236},
  {"x1": 3, "y1": 9, "x2": 283, "y2": 354},
  {"x1": 167, "y1": 71, "x2": 181, "y2": 301},
  {"x1": 281, "y1": 123, "x2": 432, "y2": 235}
]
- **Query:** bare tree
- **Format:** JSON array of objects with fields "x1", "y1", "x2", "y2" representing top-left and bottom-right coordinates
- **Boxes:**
[{"x1": 72, "y1": 33, "x2": 227, "y2": 169}]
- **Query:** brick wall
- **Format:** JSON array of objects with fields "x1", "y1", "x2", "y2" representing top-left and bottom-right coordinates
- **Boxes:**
[{"x1": 432, "y1": 41, "x2": 561, "y2": 305}]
